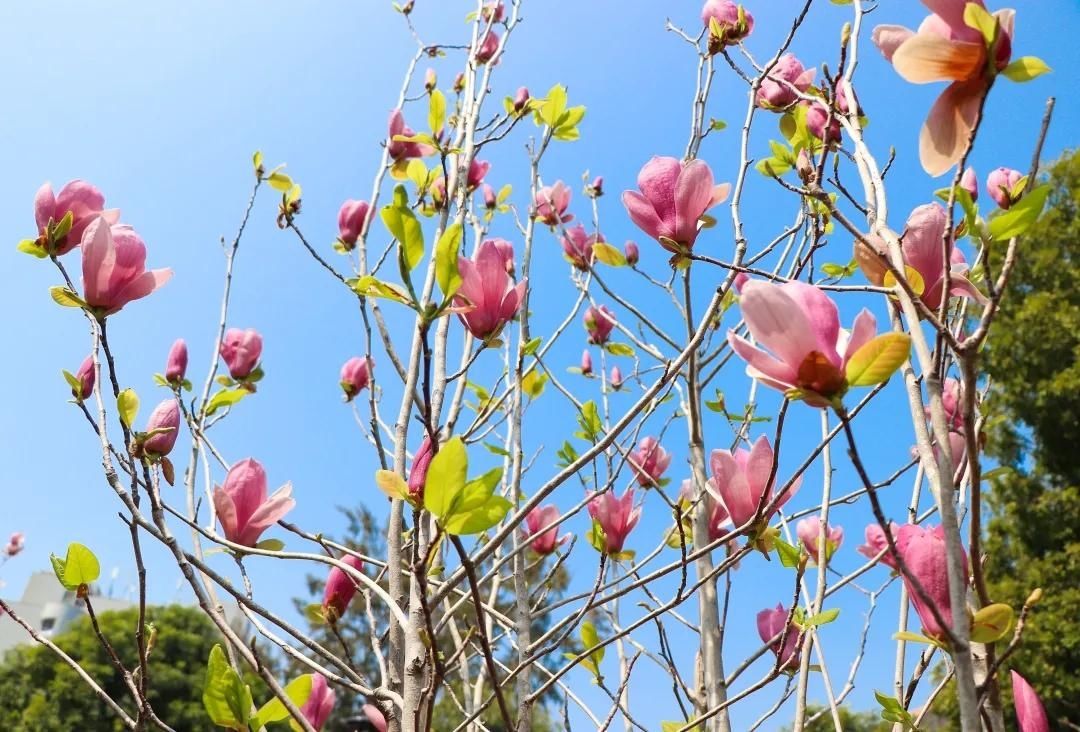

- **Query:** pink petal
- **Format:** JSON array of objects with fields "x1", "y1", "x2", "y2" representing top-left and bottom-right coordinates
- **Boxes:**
[
  {"x1": 948, "y1": 274, "x2": 988, "y2": 304},
  {"x1": 872, "y1": 24, "x2": 915, "y2": 61},
  {"x1": 892, "y1": 34, "x2": 985, "y2": 83},
  {"x1": 34, "y1": 182, "x2": 56, "y2": 233},
  {"x1": 1011, "y1": 671, "x2": 1049, "y2": 732},
  {"x1": 920, "y1": 0, "x2": 983, "y2": 33},
  {"x1": 739, "y1": 282, "x2": 818, "y2": 372},
  {"x1": 622, "y1": 190, "x2": 665, "y2": 241},
  {"x1": 779, "y1": 281, "x2": 842, "y2": 366},
  {"x1": 920, "y1": 79, "x2": 986, "y2": 177},
  {"x1": 212, "y1": 487, "x2": 239, "y2": 543},
  {"x1": 727, "y1": 332, "x2": 797, "y2": 386},
  {"x1": 81, "y1": 217, "x2": 115, "y2": 306},
  {"x1": 240, "y1": 483, "x2": 295, "y2": 546},
  {"x1": 636, "y1": 156, "x2": 681, "y2": 227},
  {"x1": 112, "y1": 269, "x2": 172, "y2": 312},
  {"x1": 841, "y1": 308, "x2": 878, "y2": 367},
  {"x1": 673, "y1": 160, "x2": 715, "y2": 245},
  {"x1": 744, "y1": 435, "x2": 775, "y2": 506},
  {"x1": 902, "y1": 203, "x2": 949, "y2": 286}
]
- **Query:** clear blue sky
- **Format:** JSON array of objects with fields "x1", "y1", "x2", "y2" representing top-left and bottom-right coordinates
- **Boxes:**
[{"x1": 1, "y1": 1, "x2": 1076, "y2": 728}]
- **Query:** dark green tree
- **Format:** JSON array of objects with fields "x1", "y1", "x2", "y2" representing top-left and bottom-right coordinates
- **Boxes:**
[{"x1": 782, "y1": 705, "x2": 890, "y2": 731}]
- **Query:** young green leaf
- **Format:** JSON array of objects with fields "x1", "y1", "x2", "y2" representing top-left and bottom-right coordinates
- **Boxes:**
[
  {"x1": 988, "y1": 184, "x2": 1050, "y2": 240},
  {"x1": 970, "y1": 602, "x2": 1014, "y2": 643},
  {"x1": 522, "y1": 370, "x2": 548, "y2": 399},
  {"x1": 50, "y1": 542, "x2": 101, "y2": 591},
  {"x1": 428, "y1": 89, "x2": 447, "y2": 137},
  {"x1": 435, "y1": 222, "x2": 464, "y2": 298},
  {"x1": 423, "y1": 437, "x2": 468, "y2": 519},
  {"x1": 204, "y1": 388, "x2": 248, "y2": 417},
  {"x1": 1000, "y1": 56, "x2": 1052, "y2": 82},
  {"x1": 117, "y1": 388, "x2": 140, "y2": 428},
  {"x1": 381, "y1": 185, "x2": 425, "y2": 271},
  {"x1": 844, "y1": 333, "x2": 912, "y2": 387},
  {"x1": 50, "y1": 286, "x2": 87, "y2": 309},
  {"x1": 251, "y1": 673, "x2": 313, "y2": 729},
  {"x1": 203, "y1": 644, "x2": 254, "y2": 729}
]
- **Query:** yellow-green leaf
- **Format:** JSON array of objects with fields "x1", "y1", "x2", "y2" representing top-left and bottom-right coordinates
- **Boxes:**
[
  {"x1": 203, "y1": 644, "x2": 253, "y2": 729},
  {"x1": 970, "y1": 602, "x2": 1014, "y2": 643},
  {"x1": 267, "y1": 171, "x2": 293, "y2": 192},
  {"x1": 347, "y1": 275, "x2": 413, "y2": 305},
  {"x1": 18, "y1": 238, "x2": 47, "y2": 258},
  {"x1": 252, "y1": 674, "x2": 313, "y2": 729},
  {"x1": 50, "y1": 286, "x2": 87, "y2": 308},
  {"x1": 50, "y1": 542, "x2": 101, "y2": 591},
  {"x1": 428, "y1": 89, "x2": 446, "y2": 137},
  {"x1": 883, "y1": 265, "x2": 926, "y2": 297},
  {"x1": 522, "y1": 370, "x2": 548, "y2": 399},
  {"x1": 117, "y1": 388, "x2": 139, "y2": 428},
  {"x1": 962, "y1": 2, "x2": 997, "y2": 45},
  {"x1": 1001, "y1": 56, "x2": 1051, "y2": 82},
  {"x1": 988, "y1": 184, "x2": 1050, "y2": 240},
  {"x1": 592, "y1": 241, "x2": 627, "y2": 267},
  {"x1": 381, "y1": 185, "x2": 425, "y2": 271},
  {"x1": 844, "y1": 333, "x2": 912, "y2": 387},
  {"x1": 435, "y1": 222, "x2": 463, "y2": 298},
  {"x1": 375, "y1": 469, "x2": 409, "y2": 501},
  {"x1": 204, "y1": 388, "x2": 248, "y2": 416},
  {"x1": 424, "y1": 437, "x2": 468, "y2": 519}
]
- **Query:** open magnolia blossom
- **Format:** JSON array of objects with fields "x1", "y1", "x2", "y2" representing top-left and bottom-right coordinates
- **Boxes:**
[
  {"x1": 212, "y1": 458, "x2": 295, "y2": 548},
  {"x1": 622, "y1": 156, "x2": 730, "y2": 255},
  {"x1": 857, "y1": 522, "x2": 900, "y2": 570},
  {"x1": 522, "y1": 505, "x2": 569, "y2": 555},
  {"x1": 587, "y1": 488, "x2": 642, "y2": 555},
  {"x1": 81, "y1": 217, "x2": 172, "y2": 316},
  {"x1": 796, "y1": 516, "x2": 843, "y2": 564},
  {"x1": 629, "y1": 436, "x2": 672, "y2": 487},
  {"x1": 757, "y1": 604, "x2": 801, "y2": 670},
  {"x1": 453, "y1": 238, "x2": 526, "y2": 341},
  {"x1": 709, "y1": 435, "x2": 799, "y2": 533},
  {"x1": 534, "y1": 180, "x2": 573, "y2": 226},
  {"x1": 34, "y1": 180, "x2": 119, "y2": 256}
]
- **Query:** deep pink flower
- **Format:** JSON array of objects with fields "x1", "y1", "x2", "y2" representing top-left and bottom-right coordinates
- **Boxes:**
[
  {"x1": 322, "y1": 554, "x2": 365, "y2": 622},
  {"x1": 34, "y1": 180, "x2": 119, "y2": 256},
  {"x1": 857, "y1": 522, "x2": 900, "y2": 569},
  {"x1": 895, "y1": 523, "x2": 969, "y2": 643},
  {"x1": 580, "y1": 349, "x2": 593, "y2": 376},
  {"x1": 535, "y1": 181, "x2": 573, "y2": 226},
  {"x1": 727, "y1": 280, "x2": 878, "y2": 407},
  {"x1": 337, "y1": 199, "x2": 371, "y2": 249},
  {"x1": 522, "y1": 505, "x2": 568, "y2": 555},
  {"x1": 81, "y1": 218, "x2": 172, "y2": 316},
  {"x1": 466, "y1": 159, "x2": 491, "y2": 190},
  {"x1": 796, "y1": 516, "x2": 844, "y2": 563},
  {"x1": 142, "y1": 399, "x2": 180, "y2": 457},
  {"x1": 960, "y1": 166, "x2": 979, "y2": 201},
  {"x1": 873, "y1": 0, "x2": 1015, "y2": 176},
  {"x1": 987, "y1": 166, "x2": 1024, "y2": 209},
  {"x1": 701, "y1": 0, "x2": 754, "y2": 48},
  {"x1": 756, "y1": 54, "x2": 816, "y2": 110},
  {"x1": 622, "y1": 157, "x2": 729, "y2": 254},
  {"x1": 408, "y1": 436, "x2": 435, "y2": 503},
  {"x1": 453, "y1": 239, "x2": 526, "y2": 341},
  {"x1": 630, "y1": 437, "x2": 672, "y2": 487},
  {"x1": 709, "y1": 436, "x2": 799, "y2": 531},
  {"x1": 3, "y1": 532, "x2": 25, "y2": 558},
  {"x1": 561, "y1": 224, "x2": 599, "y2": 270},
  {"x1": 74, "y1": 355, "x2": 95, "y2": 401},
  {"x1": 387, "y1": 109, "x2": 434, "y2": 162},
  {"x1": 609, "y1": 366, "x2": 623, "y2": 390},
  {"x1": 340, "y1": 356, "x2": 374, "y2": 402},
  {"x1": 587, "y1": 488, "x2": 642, "y2": 554},
  {"x1": 220, "y1": 328, "x2": 263, "y2": 381},
  {"x1": 212, "y1": 458, "x2": 295, "y2": 547},
  {"x1": 362, "y1": 704, "x2": 388, "y2": 732},
  {"x1": 474, "y1": 30, "x2": 500, "y2": 64},
  {"x1": 1011, "y1": 671, "x2": 1049, "y2": 732},
  {"x1": 897, "y1": 203, "x2": 986, "y2": 311},
  {"x1": 300, "y1": 674, "x2": 336, "y2": 731},
  {"x1": 757, "y1": 604, "x2": 801, "y2": 670},
  {"x1": 583, "y1": 305, "x2": 616, "y2": 345},
  {"x1": 624, "y1": 241, "x2": 640, "y2": 266},
  {"x1": 165, "y1": 339, "x2": 188, "y2": 384},
  {"x1": 513, "y1": 87, "x2": 530, "y2": 112}
]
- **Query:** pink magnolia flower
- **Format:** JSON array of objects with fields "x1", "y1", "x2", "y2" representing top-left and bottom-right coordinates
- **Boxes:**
[
  {"x1": 873, "y1": 0, "x2": 1015, "y2": 176},
  {"x1": 757, "y1": 604, "x2": 801, "y2": 670},
  {"x1": 960, "y1": 166, "x2": 979, "y2": 201},
  {"x1": 895, "y1": 523, "x2": 969, "y2": 643},
  {"x1": 212, "y1": 458, "x2": 295, "y2": 547},
  {"x1": 702, "y1": 0, "x2": 753, "y2": 49},
  {"x1": 220, "y1": 328, "x2": 263, "y2": 380},
  {"x1": 481, "y1": 1, "x2": 504, "y2": 22},
  {"x1": 630, "y1": 437, "x2": 672, "y2": 487},
  {"x1": 1011, "y1": 671, "x2": 1049, "y2": 732},
  {"x1": 804, "y1": 86, "x2": 857, "y2": 145},
  {"x1": 362, "y1": 704, "x2": 388, "y2": 732},
  {"x1": 474, "y1": 30, "x2": 500, "y2": 64},
  {"x1": 580, "y1": 349, "x2": 593, "y2": 376},
  {"x1": 408, "y1": 436, "x2": 435, "y2": 503},
  {"x1": 340, "y1": 356, "x2": 374, "y2": 402},
  {"x1": 898, "y1": 203, "x2": 986, "y2": 310},
  {"x1": 34, "y1": 180, "x2": 119, "y2": 256},
  {"x1": 708, "y1": 435, "x2": 799, "y2": 531},
  {"x1": 513, "y1": 87, "x2": 530, "y2": 112},
  {"x1": 624, "y1": 241, "x2": 640, "y2": 266},
  {"x1": 535, "y1": 181, "x2": 573, "y2": 226},
  {"x1": 467, "y1": 159, "x2": 491, "y2": 190},
  {"x1": 561, "y1": 224, "x2": 600, "y2": 270},
  {"x1": 587, "y1": 488, "x2": 642, "y2": 554},
  {"x1": 796, "y1": 516, "x2": 844, "y2": 563},
  {"x1": 609, "y1": 365, "x2": 623, "y2": 390},
  {"x1": 142, "y1": 399, "x2": 180, "y2": 457},
  {"x1": 300, "y1": 674, "x2": 336, "y2": 731},
  {"x1": 482, "y1": 184, "x2": 497, "y2": 209},
  {"x1": 857, "y1": 522, "x2": 900, "y2": 569},
  {"x1": 987, "y1": 166, "x2": 1023, "y2": 209},
  {"x1": 322, "y1": 554, "x2": 364, "y2": 622},
  {"x1": 727, "y1": 280, "x2": 878, "y2": 407},
  {"x1": 81, "y1": 218, "x2": 172, "y2": 316},
  {"x1": 337, "y1": 199, "x2": 371, "y2": 249},
  {"x1": 588, "y1": 176, "x2": 604, "y2": 198},
  {"x1": 622, "y1": 156, "x2": 729, "y2": 254},
  {"x1": 3, "y1": 532, "x2": 25, "y2": 558},
  {"x1": 583, "y1": 305, "x2": 616, "y2": 345},
  {"x1": 756, "y1": 54, "x2": 816, "y2": 110},
  {"x1": 522, "y1": 505, "x2": 568, "y2": 555},
  {"x1": 387, "y1": 109, "x2": 433, "y2": 162},
  {"x1": 165, "y1": 339, "x2": 188, "y2": 384},
  {"x1": 733, "y1": 272, "x2": 750, "y2": 293},
  {"x1": 73, "y1": 355, "x2": 95, "y2": 401},
  {"x1": 681, "y1": 479, "x2": 734, "y2": 542},
  {"x1": 453, "y1": 239, "x2": 526, "y2": 341},
  {"x1": 933, "y1": 377, "x2": 965, "y2": 430}
]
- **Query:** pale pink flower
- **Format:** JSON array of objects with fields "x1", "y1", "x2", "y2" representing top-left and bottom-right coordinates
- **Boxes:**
[
  {"x1": 587, "y1": 488, "x2": 642, "y2": 554},
  {"x1": 583, "y1": 305, "x2": 616, "y2": 345},
  {"x1": 513, "y1": 87, "x2": 530, "y2": 112},
  {"x1": 337, "y1": 199, "x2": 371, "y2": 249},
  {"x1": 522, "y1": 505, "x2": 568, "y2": 555},
  {"x1": 757, "y1": 604, "x2": 801, "y2": 670},
  {"x1": 481, "y1": 1, "x2": 504, "y2": 22},
  {"x1": 34, "y1": 180, "x2": 119, "y2": 256},
  {"x1": 609, "y1": 365, "x2": 623, "y2": 390},
  {"x1": 3, "y1": 532, "x2": 25, "y2": 558},
  {"x1": 630, "y1": 437, "x2": 672, "y2": 487},
  {"x1": 300, "y1": 674, "x2": 336, "y2": 731},
  {"x1": 535, "y1": 181, "x2": 573, "y2": 226},
  {"x1": 142, "y1": 399, "x2": 180, "y2": 457},
  {"x1": 960, "y1": 166, "x2": 979, "y2": 201},
  {"x1": 362, "y1": 704, "x2": 388, "y2": 732},
  {"x1": 212, "y1": 458, "x2": 295, "y2": 547},
  {"x1": 622, "y1": 156, "x2": 729, "y2": 254},
  {"x1": 756, "y1": 54, "x2": 816, "y2": 110},
  {"x1": 482, "y1": 184, "x2": 497, "y2": 209},
  {"x1": 340, "y1": 356, "x2": 374, "y2": 402},
  {"x1": 796, "y1": 516, "x2": 844, "y2": 563},
  {"x1": 709, "y1": 436, "x2": 800, "y2": 531},
  {"x1": 322, "y1": 554, "x2": 364, "y2": 622},
  {"x1": 81, "y1": 218, "x2": 171, "y2": 316},
  {"x1": 580, "y1": 349, "x2": 593, "y2": 376},
  {"x1": 1011, "y1": 671, "x2": 1050, "y2": 732},
  {"x1": 453, "y1": 239, "x2": 526, "y2": 340},
  {"x1": 220, "y1": 328, "x2": 263, "y2": 380},
  {"x1": 681, "y1": 479, "x2": 734, "y2": 541}
]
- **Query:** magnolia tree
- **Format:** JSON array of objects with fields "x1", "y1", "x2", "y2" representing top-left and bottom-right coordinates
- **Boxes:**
[{"x1": 1, "y1": 0, "x2": 1062, "y2": 730}]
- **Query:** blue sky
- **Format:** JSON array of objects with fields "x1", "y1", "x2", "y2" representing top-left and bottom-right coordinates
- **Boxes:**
[{"x1": 1, "y1": 0, "x2": 1076, "y2": 728}]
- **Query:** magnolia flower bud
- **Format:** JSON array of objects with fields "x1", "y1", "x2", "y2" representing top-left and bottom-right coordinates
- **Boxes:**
[
  {"x1": 702, "y1": 1, "x2": 754, "y2": 53},
  {"x1": 482, "y1": 183, "x2": 497, "y2": 209},
  {"x1": 322, "y1": 554, "x2": 365, "y2": 622},
  {"x1": 220, "y1": 328, "x2": 263, "y2": 381},
  {"x1": 580, "y1": 349, "x2": 593, "y2": 376},
  {"x1": 513, "y1": 86, "x2": 530, "y2": 112},
  {"x1": 453, "y1": 72, "x2": 466, "y2": 94},
  {"x1": 474, "y1": 31, "x2": 500, "y2": 65},
  {"x1": 624, "y1": 241, "x2": 640, "y2": 266},
  {"x1": 165, "y1": 339, "x2": 188, "y2": 385},
  {"x1": 588, "y1": 176, "x2": 604, "y2": 198},
  {"x1": 340, "y1": 356, "x2": 374, "y2": 402},
  {"x1": 610, "y1": 365, "x2": 623, "y2": 390},
  {"x1": 960, "y1": 166, "x2": 979, "y2": 202},
  {"x1": 987, "y1": 167, "x2": 1024, "y2": 209},
  {"x1": 73, "y1": 355, "x2": 95, "y2": 402},
  {"x1": 424, "y1": 68, "x2": 437, "y2": 92},
  {"x1": 583, "y1": 305, "x2": 616, "y2": 345},
  {"x1": 143, "y1": 399, "x2": 181, "y2": 457}
]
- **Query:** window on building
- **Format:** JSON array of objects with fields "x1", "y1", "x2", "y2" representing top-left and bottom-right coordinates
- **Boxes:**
[{"x1": 41, "y1": 617, "x2": 55, "y2": 631}]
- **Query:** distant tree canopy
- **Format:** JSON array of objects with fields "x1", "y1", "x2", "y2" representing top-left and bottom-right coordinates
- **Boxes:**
[
  {"x1": 0, "y1": 604, "x2": 253, "y2": 732},
  {"x1": 782, "y1": 705, "x2": 889, "y2": 731}
]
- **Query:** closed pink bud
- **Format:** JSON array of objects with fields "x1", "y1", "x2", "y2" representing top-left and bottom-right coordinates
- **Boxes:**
[
  {"x1": 4, "y1": 532, "x2": 25, "y2": 558},
  {"x1": 212, "y1": 458, "x2": 295, "y2": 547},
  {"x1": 453, "y1": 73, "x2": 466, "y2": 93},
  {"x1": 624, "y1": 241, "x2": 639, "y2": 266},
  {"x1": 165, "y1": 339, "x2": 188, "y2": 384},
  {"x1": 387, "y1": 109, "x2": 434, "y2": 162},
  {"x1": 322, "y1": 554, "x2": 364, "y2": 622},
  {"x1": 453, "y1": 239, "x2": 526, "y2": 340},
  {"x1": 1011, "y1": 671, "x2": 1049, "y2": 732},
  {"x1": 561, "y1": 224, "x2": 600, "y2": 270},
  {"x1": 408, "y1": 436, "x2": 435, "y2": 503},
  {"x1": 474, "y1": 30, "x2": 500, "y2": 65},
  {"x1": 81, "y1": 218, "x2": 171, "y2": 316},
  {"x1": 805, "y1": 101, "x2": 842, "y2": 144},
  {"x1": 482, "y1": 183, "x2": 497, "y2": 209},
  {"x1": 580, "y1": 349, "x2": 593, "y2": 376},
  {"x1": 756, "y1": 54, "x2": 816, "y2": 110},
  {"x1": 701, "y1": 0, "x2": 754, "y2": 48},
  {"x1": 362, "y1": 704, "x2": 388, "y2": 732},
  {"x1": 588, "y1": 176, "x2": 604, "y2": 197},
  {"x1": 467, "y1": 158, "x2": 491, "y2": 190},
  {"x1": 220, "y1": 328, "x2": 262, "y2": 380},
  {"x1": 424, "y1": 68, "x2": 437, "y2": 91},
  {"x1": 587, "y1": 488, "x2": 641, "y2": 554},
  {"x1": 522, "y1": 505, "x2": 568, "y2": 555},
  {"x1": 857, "y1": 521, "x2": 899, "y2": 570},
  {"x1": 757, "y1": 604, "x2": 801, "y2": 670},
  {"x1": 987, "y1": 167, "x2": 1024, "y2": 209},
  {"x1": 708, "y1": 436, "x2": 800, "y2": 530},
  {"x1": 583, "y1": 305, "x2": 616, "y2": 345},
  {"x1": 340, "y1": 356, "x2": 374, "y2": 401},
  {"x1": 513, "y1": 86, "x2": 530, "y2": 112},
  {"x1": 481, "y1": 1, "x2": 504, "y2": 22},
  {"x1": 534, "y1": 181, "x2": 573, "y2": 227},
  {"x1": 960, "y1": 167, "x2": 979, "y2": 202},
  {"x1": 895, "y1": 523, "x2": 968, "y2": 643},
  {"x1": 630, "y1": 437, "x2": 670, "y2": 486},
  {"x1": 300, "y1": 674, "x2": 337, "y2": 731},
  {"x1": 34, "y1": 180, "x2": 119, "y2": 256},
  {"x1": 74, "y1": 355, "x2": 95, "y2": 401},
  {"x1": 337, "y1": 199, "x2": 371, "y2": 248},
  {"x1": 796, "y1": 516, "x2": 843, "y2": 563},
  {"x1": 610, "y1": 365, "x2": 623, "y2": 390},
  {"x1": 623, "y1": 156, "x2": 728, "y2": 253},
  {"x1": 142, "y1": 399, "x2": 180, "y2": 457}
]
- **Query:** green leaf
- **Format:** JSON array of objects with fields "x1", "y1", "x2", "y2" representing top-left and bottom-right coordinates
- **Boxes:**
[
  {"x1": 424, "y1": 437, "x2": 468, "y2": 519},
  {"x1": 1001, "y1": 56, "x2": 1051, "y2": 82},
  {"x1": 252, "y1": 150, "x2": 264, "y2": 175},
  {"x1": 50, "y1": 543, "x2": 101, "y2": 591},
  {"x1": 988, "y1": 184, "x2": 1050, "y2": 240},
  {"x1": 435, "y1": 222, "x2": 463, "y2": 298},
  {"x1": 522, "y1": 370, "x2": 547, "y2": 399},
  {"x1": 254, "y1": 539, "x2": 284, "y2": 552},
  {"x1": 203, "y1": 644, "x2": 253, "y2": 729},
  {"x1": 251, "y1": 674, "x2": 313, "y2": 729},
  {"x1": 443, "y1": 495, "x2": 512, "y2": 535},
  {"x1": 522, "y1": 336, "x2": 542, "y2": 356},
  {"x1": 381, "y1": 185, "x2": 425, "y2": 271},
  {"x1": 604, "y1": 342, "x2": 635, "y2": 358},
  {"x1": 574, "y1": 401, "x2": 602, "y2": 443},
  {"x1": 347, "y1": 275, "x2": 413, "y2": 305},
  {"x1": 981, "y1": 465, "x2": 1015, "y2": 482},
  {"x1": 50, "y1": 286, "x2": 87, "y2": 309},
  {"x1": 592, "y1": 241, "x2": 627, "y2": 267},
  {"x1": 117, "y1": 388, "x2": 139, "y2": 428},
  {"x1": 428, "y1": 89, "x2": 447, "y2": 136},
  {"x1": 483, "y1": 442, "x2": 510, "y2": 457},
  {"x1": 892, "y1": 630, "x2": 936, "y2": 645},
  {"x1": 579, "y1": 620, "x2": 604, "y2": 679},
  {"x1": 537, "y1": 84, "x2": 568, "y2": 128},
  {"x1": 267, "y1": 170, "x2": 293, "y2": 192},
  {"x1": 62, "y1": 369, "x2": 84, "y2": 393},
  {"x1": 970, "y1": 602, "x2": 1014, "y2": 643},
  {"x1": 883, "y1": 266, "x2": 926, "y2": 297},
  {"x1": 962, "y1": 2, "x2": 997, "y2": 45},
  {"x1": 844, "y1": 333, "x2": 912, "y2": 387},
  {"x1": 17, "y1": 239, "x2": 47, "y2": 258},
  {"x1": 774, "y1": 538, "x2": 802, "y2": 569},
  {"x1": 709, "y1": 118, "x2": 727, "y2": 131},
  {"x1": 801, "y1": 607, "x2": 840, "y2": 628},
  {"x1": 205, "y1": 388, "x2": 248, "y2": 416}
]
